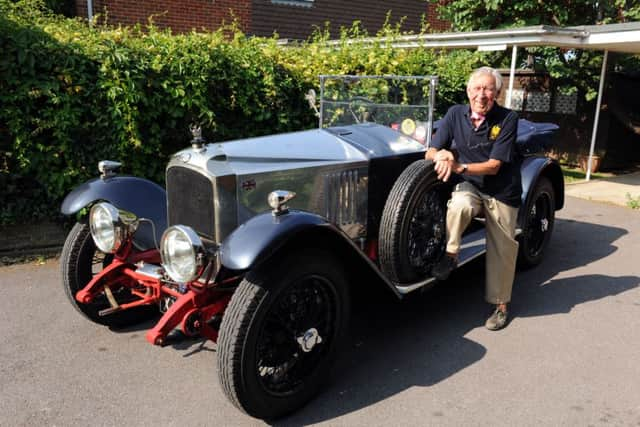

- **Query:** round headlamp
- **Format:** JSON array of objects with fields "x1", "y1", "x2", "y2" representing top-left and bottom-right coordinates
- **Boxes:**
[
  {"x1": 160, "y1": 225, "x2": 205, "y2": 283},
  {"x1": 89, "y1": 202, "x2": 126, "y2": 253}
]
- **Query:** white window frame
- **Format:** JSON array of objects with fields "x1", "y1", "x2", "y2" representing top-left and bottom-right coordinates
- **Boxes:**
[{"x1": 271, "y1": 0, "x2": 314, "y2": 7}]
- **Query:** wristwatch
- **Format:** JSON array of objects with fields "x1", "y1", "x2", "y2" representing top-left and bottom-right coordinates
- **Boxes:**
[{"x1": 460, "y1": 163, "x2": 468, "y2": 174}]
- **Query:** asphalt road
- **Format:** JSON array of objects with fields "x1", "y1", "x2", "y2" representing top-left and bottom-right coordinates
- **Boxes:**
[{"x1": 1, "y1": 196, "x2": 639, "y2": 426}]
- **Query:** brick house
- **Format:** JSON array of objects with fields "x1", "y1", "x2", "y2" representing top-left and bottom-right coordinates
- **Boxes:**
[{"x1": 74, "y1": 0, "x2": 449, "y2": 39}]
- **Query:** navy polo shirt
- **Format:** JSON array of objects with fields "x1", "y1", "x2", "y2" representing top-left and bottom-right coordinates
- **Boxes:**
[{"x1": 431, "y1": 103, "x2": 522, "y2": 207}]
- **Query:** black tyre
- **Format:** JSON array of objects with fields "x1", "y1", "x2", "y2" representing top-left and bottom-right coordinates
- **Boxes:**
[
  {"x1": 60, "y1": 222, "x2": 157, "y2": 327},
  {"x1": 518, "y1": 176, "x2": 555, "y2": 268},
  {"x1": 217, "y1": 250, "x2": 350, "y2": 419},
  {"x1": 378, "y1": 160, "x2": 448, "y2": 283}
]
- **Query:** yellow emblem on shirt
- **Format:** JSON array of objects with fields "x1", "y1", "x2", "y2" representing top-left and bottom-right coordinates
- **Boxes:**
[{"x1": 489, "y1": 125, "x2": 501, "y2": 140}]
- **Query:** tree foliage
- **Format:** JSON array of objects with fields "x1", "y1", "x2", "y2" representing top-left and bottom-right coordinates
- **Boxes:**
[
  {"x1": 432, "y1": 0, "x2": 639, "y2": 31},
  {"x1": 431, "y1": 0, "x2": 640, "y2": 105}
]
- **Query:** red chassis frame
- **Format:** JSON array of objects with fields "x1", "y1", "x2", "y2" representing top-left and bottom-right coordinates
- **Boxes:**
[{"x1": 75, "y1": 242, "x2": 232, "y2": 346}]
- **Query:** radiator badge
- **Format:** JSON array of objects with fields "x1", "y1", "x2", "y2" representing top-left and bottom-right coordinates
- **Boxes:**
[{"x1": 242, "y1": 179, "x2": 256, "y2": 191}]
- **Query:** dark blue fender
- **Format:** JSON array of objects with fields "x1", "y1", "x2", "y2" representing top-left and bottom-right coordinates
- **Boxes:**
[
  {"x1": 519, "y1": 156, "x2": 565, "y2": 225},
  {"x1": 61, "y1": 176, "x2": 167, "y2": 250},
  {"x1": 219, "y1": 209, "x2": 402, "y2": 297},
  {"x1": 220, "y1": 210, "x2": 340, "y2": 270}
]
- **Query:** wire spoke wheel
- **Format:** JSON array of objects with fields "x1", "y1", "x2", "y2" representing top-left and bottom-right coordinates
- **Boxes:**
[
  {"x1": 60, "y1": 221, "x2": 156, "y2": 327},
  {"x1": 379, "y1": 160, "x2": 448, "y2": 283},
  {"x1": 518, "y1": 177, "x2": 555, "y2": 268},
  {"x1": 256, "y1": 275, "x2": 336, "y2": 395},
  {"x1": 218, "y1": 251, "x2": 349, "y2": 419},
  {"x1": 407, "y1": 188, "x2": 447, "y2": 273},
  {"x1": 525, "y1": 192, "x2": 551, "y2": 258}
]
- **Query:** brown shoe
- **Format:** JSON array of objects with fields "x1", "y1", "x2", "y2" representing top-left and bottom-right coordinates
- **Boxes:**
[
  {"x1": 431, "y1": 255, "x2": 457, "y2": 281},
  {"x1": 485, "y1": 308, "x2": 508, "y2": 331}
]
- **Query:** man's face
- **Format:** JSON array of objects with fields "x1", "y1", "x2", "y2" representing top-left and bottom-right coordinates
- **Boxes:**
[{"x1": 467, "y1": 74, "x2": 497, "y2": 115}]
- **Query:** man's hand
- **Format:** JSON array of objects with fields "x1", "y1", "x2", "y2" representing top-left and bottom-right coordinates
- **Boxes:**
[
  {"x1": 433, "y1": 149, "x2": 455, "y2": 163},
  {"x1": 426, "y1": 148, "x2": 459, "y2": 182},
  {"x1": 435, "y1": 159, "x2": 463, "y2": 182}
]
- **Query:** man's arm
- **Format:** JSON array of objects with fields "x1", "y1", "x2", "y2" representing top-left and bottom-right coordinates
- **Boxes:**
[
  {"x1": 453, "y1": 159, "x2": 502, "y2": 176},
  {"x1": 425, "y1": 147, "x2": 454, "y2": 182},
  {"x1": 425, "y1": 107, "x2": 459, "y2": 181},
  {"x1": 425, "y1": 147, "x2": 454, "y2": 162},
  {"x1": 427, "y1": 107, "x2": 515, "y2": 182},
  {"x1": 425, "y1": 147, "x2": 438, "y2": 161},
  {"x1": 429, "y1": 149, "x2": 502, "y2": 182}
]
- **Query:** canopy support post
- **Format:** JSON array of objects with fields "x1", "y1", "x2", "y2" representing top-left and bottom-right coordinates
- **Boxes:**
[
  {"x1": 586, "y1": 49, "x2": 608, "y2": 181},
  {"x1": 506, "y1": 45, "x2": 517, "y2": 108},
  {"x1": 87, "y1": 0, "x2": 93, "y2": 24}
]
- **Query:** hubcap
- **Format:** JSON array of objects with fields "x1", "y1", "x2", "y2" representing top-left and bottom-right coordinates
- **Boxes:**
[
  {"x1": 526, "y1": 192, "x2": 552, "y2": 257},
  {"x1": 256, "y1": 276, "x2": 337, "y2": 395},
  {"x1": 540, "y1": 218, "x2": 549, "y2": 232},
  {"x1": 297, "y1": 328, "x2": 323, "y2": 353}
]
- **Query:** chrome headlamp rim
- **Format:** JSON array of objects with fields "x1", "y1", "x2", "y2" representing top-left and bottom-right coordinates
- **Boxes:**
[
  {"x1": 89, "y1": 202, "x2": 127, "y2": 253},
  {"x1": 160, "y1": 225, "x2": 206, "y2": 283}
]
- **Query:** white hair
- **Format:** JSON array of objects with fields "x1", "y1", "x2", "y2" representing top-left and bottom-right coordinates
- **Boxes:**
[{"x1": 467, "y1": 67, "x2": 503, "y2": 94}]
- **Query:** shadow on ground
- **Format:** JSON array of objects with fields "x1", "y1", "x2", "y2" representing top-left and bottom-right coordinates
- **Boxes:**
[
  {"x1": 272, "y1": 217, "x2": 638, "y2": 425},
  {"x1": 115, "y1": 217, "x2": 637, "y2": 424}
]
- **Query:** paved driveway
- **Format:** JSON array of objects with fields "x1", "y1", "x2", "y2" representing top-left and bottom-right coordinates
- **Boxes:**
[
  {"x1": 565, "y1": 171, "x2": 640, "y2": 207},
  {"x1": 1, "y1": 196, "x2": 639, "y2": 426}
]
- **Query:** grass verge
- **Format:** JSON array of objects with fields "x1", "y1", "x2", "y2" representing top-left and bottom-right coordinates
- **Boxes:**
[{"x1": 561, "y1": 166, "x2": 612, "y2": 184}]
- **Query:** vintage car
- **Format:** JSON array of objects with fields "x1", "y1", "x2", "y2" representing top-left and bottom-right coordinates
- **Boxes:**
[{"x1": 60, "y1": 75, "x2": 564, "y2": 419}]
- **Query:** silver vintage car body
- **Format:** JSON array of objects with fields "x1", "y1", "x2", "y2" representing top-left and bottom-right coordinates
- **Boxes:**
[{"x1": 167, "y1": 123, "x2": 425, "y2": 247}]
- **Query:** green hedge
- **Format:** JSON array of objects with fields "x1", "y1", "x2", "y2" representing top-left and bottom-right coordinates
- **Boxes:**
[{"x1": 0, "y1": 0, "x2": 484, "y2": 225}]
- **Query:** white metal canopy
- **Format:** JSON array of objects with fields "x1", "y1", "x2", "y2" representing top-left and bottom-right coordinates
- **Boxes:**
[
  {"x1": 378, "y1": 23, "x2": 640, "y2": 54},
  {"x1": 349, "y1": 22, "x2": 640, "y2": 180}
]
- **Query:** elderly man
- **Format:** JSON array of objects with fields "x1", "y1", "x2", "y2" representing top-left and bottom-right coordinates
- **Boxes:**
[{"x1": 425, "y1": 66, "x2": 521, "y2": 330}]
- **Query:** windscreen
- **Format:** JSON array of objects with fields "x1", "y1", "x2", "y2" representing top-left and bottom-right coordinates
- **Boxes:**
[{"x1": 319, "y1": 75, "x2": 437, "y2": 146}]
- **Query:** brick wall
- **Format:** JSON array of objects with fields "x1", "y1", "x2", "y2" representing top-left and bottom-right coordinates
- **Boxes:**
[
  {"x1": 75, "y1": 0, "x2": 251, "y2": 33},
  {"x1": 75, "y1": 0, "x2": 449, "y2": 37},
  {"x1": 0, "y1": 221, "x2": 67, "y2": 257},
  {"x1": 251, "y1": 0, "x2": 445, "y2": 40},
  {"x1": 426, "y1": 1, "x2": 449, "y2": 32}
]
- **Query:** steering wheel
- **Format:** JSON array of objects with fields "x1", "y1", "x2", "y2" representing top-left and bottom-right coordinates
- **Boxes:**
[{"x1": 348, "y1": 96, "x2": 378, "y2": 124}]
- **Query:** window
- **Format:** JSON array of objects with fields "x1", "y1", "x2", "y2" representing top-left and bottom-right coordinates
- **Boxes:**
[{"x1": 270, "y1": 0, "x2": 314, "y2": 7}]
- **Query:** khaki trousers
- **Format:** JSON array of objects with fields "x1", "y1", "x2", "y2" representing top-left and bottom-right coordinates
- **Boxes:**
[{"x1": 446, "y1": 181, "x2": 519, "y2": 304}]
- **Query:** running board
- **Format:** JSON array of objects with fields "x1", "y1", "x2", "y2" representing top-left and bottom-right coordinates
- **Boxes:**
[{"x1": 394, "y1": 228, "x2": 487, "y2": 295}]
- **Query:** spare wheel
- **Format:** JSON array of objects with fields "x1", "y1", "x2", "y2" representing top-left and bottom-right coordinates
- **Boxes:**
[{"x1": 378, "y1": 160, "x2": 448, "y2": 283}]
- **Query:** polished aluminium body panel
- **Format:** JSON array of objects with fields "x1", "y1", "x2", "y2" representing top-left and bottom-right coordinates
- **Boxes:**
[{"x1": 236, "y1": 163, "x2": 368, "y2": 240}]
